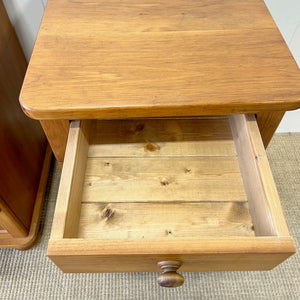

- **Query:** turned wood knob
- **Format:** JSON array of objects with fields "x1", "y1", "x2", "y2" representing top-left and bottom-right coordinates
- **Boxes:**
[{"x1": 157, "y1": 261, "x2": 184, "y2": 287}]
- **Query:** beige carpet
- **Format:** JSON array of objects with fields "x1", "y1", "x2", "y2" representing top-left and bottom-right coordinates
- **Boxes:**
[{"x1": 0, "y1": 134, "x2": 299, "y2": 299}]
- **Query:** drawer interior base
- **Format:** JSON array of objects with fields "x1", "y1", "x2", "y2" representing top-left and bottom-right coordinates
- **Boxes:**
[
  {"x1": 76, "y1": 117, "x2": 254, "y2": 239},
  {"x1": 78, "y1": 202, "x2": 254, "y2": 239}
]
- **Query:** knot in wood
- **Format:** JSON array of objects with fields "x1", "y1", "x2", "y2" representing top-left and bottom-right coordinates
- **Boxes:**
[
  {"x1": 160, "y1": 178, "x2": 169, "y2": 186},
  {"x1": 135, "y1": 123, "x2": 145, "y2": 132},
  {"x1": 102, "y1": 206, "x2": 115, "y2": 219},
  {"x1": 144, "y1": 142, "x2": 160, "y2": 152},
  {"x1": 184, "y1": 168, "x2": 191, "y2": 174}
]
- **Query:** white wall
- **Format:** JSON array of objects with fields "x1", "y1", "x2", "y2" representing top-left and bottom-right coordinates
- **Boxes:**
[
  {"x1": 264, "y1": 0, "x2": 300, "y2": 132},
  {"x1": 3, "y1": 0, "x2": 45, "y2": 61},
  {"x1": 3, "y1": 0, "x2": 300, "y2": 132}
]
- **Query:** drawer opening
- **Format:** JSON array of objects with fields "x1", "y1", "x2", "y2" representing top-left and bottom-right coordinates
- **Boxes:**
[
  {"x1": 57, "y1": 115, "x2": 290, "y2": 241},
  {"x1": 48, "y1": 114, "x2": 295, "y2": 273}
]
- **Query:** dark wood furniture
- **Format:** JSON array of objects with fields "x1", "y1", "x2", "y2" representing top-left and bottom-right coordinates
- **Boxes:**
[{"x1": 0, "y1": 1, "x2": 51, "y2": 249}]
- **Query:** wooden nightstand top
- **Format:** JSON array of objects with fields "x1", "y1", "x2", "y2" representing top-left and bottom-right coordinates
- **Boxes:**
[{"x1": 20, "y1": 0, "x2": 300, "y2": 120}]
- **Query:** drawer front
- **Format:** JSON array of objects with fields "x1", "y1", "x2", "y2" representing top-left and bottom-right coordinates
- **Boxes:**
[
  {"x1": 47, "y1": 115, "x2": 295, "y2": 277},
  {"x1": 48, "y1": 237, "x2": 294, "y2": 273}
]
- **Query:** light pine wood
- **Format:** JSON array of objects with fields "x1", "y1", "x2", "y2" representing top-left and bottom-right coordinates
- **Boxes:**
[
  {"x1": 256, "y1": 111, "x2": 285, "y2": 147},
  {"x1": 89, "y1": 118, "x2": 236, "y2": 157},
  {"x1": 230, "y1": 115, "x2": 276, "y2": 236},
  {"x1": 229, "y1": 114, "x2": 292, "y2": 237},
  {"x1": 83, "y1": 157, "x2": 246, "y2": 203},
  {"x1": 232, "y1": 114, "x2": 292, "y2": 236},
  {"x1": 47, "y1": 237, "x2": 295, "y2": 273},
  {"x1": 63, "y1": 121, "x2": 91, "y2": 238},
  {"x1": 89, "y1": 139, "x2": 235, "y2": 157},
  {"x1": 20, "y1": 0, "x2": 300, "y2": 120},
  {"x1": 78, "y1": 202, "x2": 254, "y2": 239},
  {"x1": 50, "y1": 120, "x2": 90, "y2": 239},
  {"x1": 48, "y1": 116, "x2": 295, "y2": 273},
  {"x1": 83, "y1": 118, "x2": 245, "y2": 203},
  {"x1": 40, "y1": 120, "x2": 69, "y2": 168},
  {"x1": 31, "y1": 0, "x2": 277, "y2": 34}
]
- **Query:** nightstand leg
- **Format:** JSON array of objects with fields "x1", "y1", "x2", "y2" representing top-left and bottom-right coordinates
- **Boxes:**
[
  {"x1": 40, "y1": 120, "x2": 70, "y2": 169},
  {"x1": 256, "y1": 111, "x2": 285, "y2": 148}
]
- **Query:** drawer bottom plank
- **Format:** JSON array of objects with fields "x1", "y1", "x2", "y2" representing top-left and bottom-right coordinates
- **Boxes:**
[
  {"x1": 78, "y1": 202, "x2": 255, "y2": 239},
  {"x1": 83, "y1": 157, "x2": 247, "y2": 203}
]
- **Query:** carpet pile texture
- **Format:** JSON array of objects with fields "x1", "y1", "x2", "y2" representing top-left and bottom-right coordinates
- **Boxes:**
[{"x1": 0, "y1": 134, "x2": 299, "y2": 299}]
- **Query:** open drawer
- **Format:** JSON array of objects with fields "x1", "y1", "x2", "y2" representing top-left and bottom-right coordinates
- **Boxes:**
[{"x1": 47, "y1": 114, "x2": 295, "y2": 286}]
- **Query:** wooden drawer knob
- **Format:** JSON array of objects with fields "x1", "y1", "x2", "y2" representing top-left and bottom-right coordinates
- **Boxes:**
[{"x1": 157, "y1": 261, "x2": 184, "y2": 287}]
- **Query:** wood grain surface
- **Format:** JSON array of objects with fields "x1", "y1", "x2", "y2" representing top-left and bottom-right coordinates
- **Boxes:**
[
  {"x1": 0, "y1": 1, "x2": 47, "y2": 232},
  {"x1": 20, "y1": 0, "x2": 300, "y2": 120},
  {"x1": 82, "y1": 157, "x2": 246, "y2": 203},
  {"x1": 0, "y1": 199, "x2": 28, "y2": 237},
  {"x1": 0, "y1": 145, "x2": 52, "y2": 248},
  {"x1": 230, "y1": 114, "x2": 292, "y2": 237},
  {"x1": 40, "y1": 120, "x2": 70, "y2": 166},
  {"x1": 79, "y1": 117, "x2": 249, "y2": 239},
  {"x1": 256, "y1": 111, "x2": 285, "y2": 147},
  {"x1": 47, "y1": 237, "x2": 295, "y2": 272},
  {"x1": 88, "y1": 118, "x2": 236, "y2": 157},
  {"x1": 78, "y1": 202, "x2": 254, "y2": 239},
  {"x1": 48, "y1": 116, "x2": 296, "y2": 272}
]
